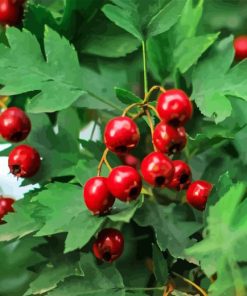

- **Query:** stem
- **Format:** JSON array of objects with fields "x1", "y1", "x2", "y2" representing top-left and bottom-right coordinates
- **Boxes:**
[
  {"x1": 122, "y1": 103, "x2": 142, "y2": 117},
  {"x1": 97, "y1": 148, "x2": 111, "y2": 176},
  {"x1": 89, "y1": 120, "x2": 98, "y2": 141},
  {"x1": 147, "y1": 103, "x2": 160, "y2": 119},
  {"x1": 0, "y1": 96, "x2": 8, "y2": 110},
  {"x1": 143, "y1": 85, "x2": 166, "y2": 103},
  {"x1": 173, "y1": 272, "x2": 208, "y2": 296},
  {"x1": 145, "y1": 108, "x2": 157, "y2": 151},
  {"x1": 132, "y1": 110, "x2": 145, "y2": 121},
  {"x1": 142, "y1": 40, "x2": 148, "y2": 95}
]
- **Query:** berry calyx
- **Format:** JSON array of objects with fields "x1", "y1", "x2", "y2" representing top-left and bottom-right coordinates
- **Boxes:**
[
  {"x1": 167, "y1": 160, "x2": 192, "y2": 191},
  {"x1": 0, "y1": 107, "x2": 31, "y2": 142},
  {"x1": 157, "y1": 89, "x2": 193, "y2": 126},
  {"x1": 93, "y1": 228, "x2": 124, "y2": 262},
  {"x1": 153, "y1": 122, "x2": 187, "y2": 155},
  {"x1": 0, "y1": 0, "x2": 23, "y2": 26},
  {"x1": 107, "y1": 165, "x2": 142, "y2": 202},
  {"x1": 104, "y1": 116, "x2": 140, "y2": 154},
  {"x1": 119, "y1": 153, "x2": 140, "y2": 169},
  {"x1": 83, "y1": 177, "x2": 115, "y2": 215},
  {"x1": 186, "y1": 180, "x2": 213, "y2": 211},
  {"x1": 0, "y1": 196, "x2": 14, "y2": 223},
  {"x1": 234, "y1": 36, "x2": 247, "y2": 60},
  {"x1": 141, "y1": 152, "x2": 174, "y2": 187},
  {"x1": 8, "y1": 144, "x2": 41, "y2": 178}
]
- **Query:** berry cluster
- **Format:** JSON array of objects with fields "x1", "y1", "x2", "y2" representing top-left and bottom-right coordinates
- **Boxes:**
[
  {"x1": 83, "y1": 87, "x2": 213, "y2": 263},
  {"x1": 0, "y1": 0, "x2": 25, "y2": 26},
  {"x1": 0, "y1": 106, "x2": 41, "y2": 221}
]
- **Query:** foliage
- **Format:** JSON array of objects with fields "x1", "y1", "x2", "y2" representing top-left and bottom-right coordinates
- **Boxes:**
[{"x1": 0, "y1": 0, "x2": 247, "y2": 295}]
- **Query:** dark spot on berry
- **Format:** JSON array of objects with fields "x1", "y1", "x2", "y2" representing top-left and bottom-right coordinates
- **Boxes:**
[
  {"x1": 155, "y1": 176, "x2": 165, "y2": 186},
  {"x1": 180, "y1": 173, "x2": 189, "y2": 184},
  {"x1": 115, "y1": 145, "x2": 128, "y2": 153},
  {"x1": 169, "y1": 118, "x2": 180, "y2": 127},
  {"x1": 168, "y1": 143, "x2": 181, "y2": 155},
  {"x1": 10, "y1": 132, "x2": 23, "y2": 142},
  {"x1": 11, "y1": 165, "x2": 21, "y2": 175},
  {"x1": 129, "y1": 186, "x2": 139, "y2": 198},
  {"x1": 103, "y1": 251, "x2": 112, "y2": 262}
]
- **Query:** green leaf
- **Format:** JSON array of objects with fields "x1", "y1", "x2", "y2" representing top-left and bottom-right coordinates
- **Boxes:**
[
  {"x1": 234, "y1": 125, "x2": 247, "y2": 165},
  {"x1": 0, "y1": 237, "x2": 44, "y2": 296},
  {"x1": 147, "y1": 0, "x2": 218, "y2": 81},
  {"x1": 152, "y1": 244, "x2": 168, "y2": 285},
  {"x1": 192, "y1": 36, "x2": 247, "y2": 122},
  {"x1": 115, "y1": 87, "x2": 142, "y2": 105},
  {"x1": 134, "y1": 201, "x2": 201, "y2": 257},
  {"x1": 0, "y1": 27, "x2": 85, "y2": 113},
  {"x1": 147, "y1": 0, "x2": 185, "y2": 37},
  {"x1": 186, "y1": 183, "x2": 247, "y2": 295},
  {"x1": 24, "y1": 3, "x2": 59, "y2": 42},
  {"x1": 47, "y1": 254, "x2": 125, "y2": 296},
  {"x1": 174, "y1": 34, "x2": 219, "y2": 73},
  {"x1": 0, "y1": 196, "x2": 44, "y2": 242},
  {"x1": 24, "y1": 255, "x2": 84, "y2": 295},
  {"x1": 102, "y1": 0, "x2": 185, "y2": 41},
  {"x1": 78, "y1": 14, "x2": 140, "y2": 58},
  {"x1": 64, "y1": 213, "x2": 105, "y2": 254},
  {"x1": 33, "y1": 183, "x2": 83, "y2": 237},
  {"x1": 108, "y1": 196, "x2": 144, "y2": 223}
]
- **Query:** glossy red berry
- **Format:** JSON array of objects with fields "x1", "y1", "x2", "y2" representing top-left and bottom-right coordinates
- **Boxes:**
[
  {"x1": 0, "y1": 107, "x2": 31, "y2": 142},
  {"x1": 83, "y1": 177, "x2": 115, "y2": 215},
  {"x1": 234, "y1": 36, "x2": 247, "y2": 60},
  {"x1": 8, "y1": 144, "x2": 41, "y2": 178},
  {"x1": 153, "y1": 122, "x2": 187, "y2": 155},
  {"x1": 119, "y1": 153, "x2": 140, "y2": 169},
  {"x1": 0, "y1": 0, "x2": 23, "y2": 26},
  {"x1": 104, "y1": 116, "x2": 140, "y2": 154},
  {"x1": 157, "y1": 89, "x2": 193, "y2": 126},
  {"x1": 141, "y1": 152, "x2": 174, "y2": 187},
  {"x1": 167, "y1": 160, "x2": 192, "y2": 191},
  {"x1": 0, "y1": 197, "x2": 14, "y2": 222},
  {"x1": 93, "y1": 228, "x2": 124, "y2": 262},
  {"x1": 107, "y1": 166, "x2": 142, "y2": 202},
  {"x1": 186, "y1": 180, "x2": 213, "y2": 211}
]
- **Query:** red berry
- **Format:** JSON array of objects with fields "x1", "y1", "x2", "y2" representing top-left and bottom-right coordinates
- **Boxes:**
[
  {"x1": 167, "y1": 160, "x2": 191, "y2": 191},
  {"x1": 0, "y1": 0, "x2": 23, "y2": 26},
  {"x1": 0, "y1": 196, "x2": 14, "y2": 222},
  {"x1": 0, "y1": 107, "x2": 31, "y2": 142},
  {"x1": 104, "y1": 116, "x2": 140, "y2": 154},
  {"x1": 153, "y1": 122, "x2": 187, "y2": 155},
  {"x1": 141, "y1": 152, "x2": 174, "y2": 187},
  {"x1": 119, "y1": 153, "x2": 140, "y2": 169},
  {"x1": 234, "y1": 36, "x2": 247, "y2": 60},
  {"x1": 107, "y1": 166, "x2": 142, "y2": 202},
  {"x1": 83, "y1": 177, "x2": 115, "y2": 215},
  {"x1": 157, "y1": 89, "x2": 193, "y2": 126},
  {"x1": 93, "y1": 228, "x2": 124, "y2": 262},
  {"x1": 186, "y1": 180, "x2": 213, "y2": 211},
  {"x1": 8, "y1": 144, "x2": 41, "y2": 178}
]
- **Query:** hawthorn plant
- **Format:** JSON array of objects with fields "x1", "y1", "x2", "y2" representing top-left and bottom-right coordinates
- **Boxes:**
[{"x1": 0, "y1": 0, "x2": 247, "y2": 295}]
